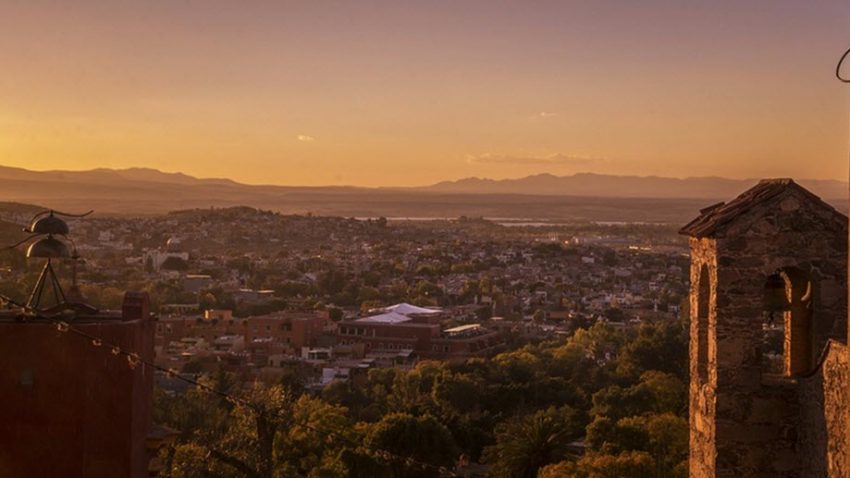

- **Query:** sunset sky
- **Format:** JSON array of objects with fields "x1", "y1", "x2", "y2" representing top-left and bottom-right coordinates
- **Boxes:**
[{"x1": 2, "y1": 1, "x2": 850, "y2": 186}]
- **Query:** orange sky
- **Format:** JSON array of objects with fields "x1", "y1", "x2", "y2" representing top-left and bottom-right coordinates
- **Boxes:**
[{"x1": 2, "y1": 1, "x2": 850, "y2": 187}]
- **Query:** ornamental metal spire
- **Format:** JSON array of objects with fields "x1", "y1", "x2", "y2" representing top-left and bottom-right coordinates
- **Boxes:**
[{"x1": 4, "y1": 209, "x2": 95, "y2": 316}]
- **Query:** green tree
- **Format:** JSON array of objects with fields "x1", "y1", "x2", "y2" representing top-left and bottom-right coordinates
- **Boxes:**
[
  {"x1": 327, "y1": 306, "x2": 344, "y2": 322},
  {"x1": 585, "y1": 414, "x2": 687, "y2": 477},
  {"x1": 157, "y1": 383, "x2": 294, "y2": 478},
  {"x1": 645, "y1": 414, "x2": 688, "y2": 477},
  {"x1": 589, "y1": 372, "x2": 685, "y2": 422},
  {"x1": 318, "y1": 268, "x2": 347, "y2": 296},
  {"x1": 432, "y1": 372, "x2": 481, "y2": 416},
  {"x1": 365, "y1": 413, "x2": 458, "y2": 478},
  {"x1": 617, "y1": 321, "x2": 688, "y2": 380},
  {"x1": 483, "y1": 406, "x2": 584, "y2": 478},
  {"x1": 277, "y1": 395, "x2": 357, "y2": 477},
  {"x1": 546, "y1": 451, "x2": 655, "y2": 478},
  {"x1": 208, "y1": 385, "x2": 293, "y2": 478}
]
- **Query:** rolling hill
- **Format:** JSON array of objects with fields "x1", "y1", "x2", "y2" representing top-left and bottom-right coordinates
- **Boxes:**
[{"x1": 0, "y1": 165, "x2": 844, "y2": 222}]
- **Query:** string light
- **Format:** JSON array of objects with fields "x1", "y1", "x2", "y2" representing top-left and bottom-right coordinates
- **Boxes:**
[
  {"x1": 127, "y1": 353, "x2": 141, "y2": 370},
  {"x1": 0, "y1": 205, "x2": 456, "y2": 476},
  {"x1": 42, "y1": 316, "x2": 458, "y2": 477}
]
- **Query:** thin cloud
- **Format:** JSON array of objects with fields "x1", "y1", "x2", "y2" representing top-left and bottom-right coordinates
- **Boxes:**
[
  {"x1": 297, "y1": 134, "x2": 316, "y2": 142},
  {"x1": 536, "y1": 111, "x2": 559, "y2": 118},
  {"x1": 466, "y1": 153, "x2": 606, "y2": 166}
]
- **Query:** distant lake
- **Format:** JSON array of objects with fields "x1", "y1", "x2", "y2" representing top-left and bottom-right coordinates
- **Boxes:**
[{"x1": 355, "y1": 217, "x2": 666, "y2": 227}]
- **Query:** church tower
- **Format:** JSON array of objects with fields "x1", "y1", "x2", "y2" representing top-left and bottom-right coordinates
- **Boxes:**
[{"x1": 680, "y1": 179, "x2": 847, "y2": 477}]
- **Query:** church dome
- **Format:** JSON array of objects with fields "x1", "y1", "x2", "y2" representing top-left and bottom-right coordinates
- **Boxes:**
[{"x1": 165, "y1": 236, "x2": 183, "y2": 252}]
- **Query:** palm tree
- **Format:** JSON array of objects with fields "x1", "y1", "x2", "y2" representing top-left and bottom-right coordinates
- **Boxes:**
[{"x1": 484, "y1": 406, "x2": 584, "y2": 478}]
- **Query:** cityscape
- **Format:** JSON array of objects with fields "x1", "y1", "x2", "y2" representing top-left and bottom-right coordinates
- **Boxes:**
[
  {"x1": 1, "y1": 200, "x2": 693, "y2": 477},
  {"x1": 3, "y1": 2, "x2": 850, "y2": 478}
]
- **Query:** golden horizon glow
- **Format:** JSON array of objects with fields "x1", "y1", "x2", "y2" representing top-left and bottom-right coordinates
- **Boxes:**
[{"x1": 2, "y1": 1, "x2": 850, "y2": 187}]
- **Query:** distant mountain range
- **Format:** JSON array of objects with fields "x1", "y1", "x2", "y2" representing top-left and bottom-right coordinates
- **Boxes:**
[
  {"x1": 422, "y1": 173, "x2": 849, "y2": 199},
  {"x1": 0, "y1": 165, "x2": 845, "y2": 221}
]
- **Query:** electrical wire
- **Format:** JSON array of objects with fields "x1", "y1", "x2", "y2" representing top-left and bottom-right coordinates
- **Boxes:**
[
  {"x1": 31, "y1": 209, "x2": 94, "y2": 220},
  {"x1": 840, "y1": 46, "x2": 850, "y2": 244},
  {"x1": 46, "y1": 316, "x2": 459, "y2": 477},
  {"x1": 2, "y1": 234, "x2": 40, "y2": 251},
  {"x1": 837, "y1": 46, "x2": 850, "y2": 83}
]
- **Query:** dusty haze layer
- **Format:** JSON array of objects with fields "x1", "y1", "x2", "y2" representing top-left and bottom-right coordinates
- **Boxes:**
[{"x1": 2, "y1": 165, "x2": 846, "y2": 221}]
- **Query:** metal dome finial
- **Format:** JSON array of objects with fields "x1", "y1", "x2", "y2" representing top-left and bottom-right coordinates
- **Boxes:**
[{"x1": 3, "y1": 209, "x2": 94, "y2": 315}]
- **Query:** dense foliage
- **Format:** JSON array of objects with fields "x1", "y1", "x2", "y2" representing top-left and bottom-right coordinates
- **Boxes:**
[{"x1": 154, "y1": 320, "x2": 688, "y2": 477}]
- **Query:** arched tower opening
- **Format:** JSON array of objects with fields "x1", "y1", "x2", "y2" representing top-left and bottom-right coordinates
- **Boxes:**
[
  {"x1": 762, "y1": 271, "x2": 787, "y2": 375},
  {"x1": 762, "y1": 268, "x2": 814, "y2": 376},
  {"x1": 681, "y1": 179, "x2": 848, "y2": 478},
  {"x1": 781, "y1": 267, "x2": 814, "y2": 376},
  {"x1": 697, "y1": 263, "x2": 710, "y2": 383}
]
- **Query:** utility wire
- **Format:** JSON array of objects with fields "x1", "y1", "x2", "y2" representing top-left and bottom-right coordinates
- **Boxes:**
[
  {"x1": 5, "y1": 206, "x2": 457, "y2": 475},
  {"x1": 840, "y1": 47, "x2": 850, "y2": 243},
  {"x1": 837, "y1": 46, "x2": 850, "y2": 83},
  {"x1": 45, "y1": 317, "x2": 458, "y2": 477}
]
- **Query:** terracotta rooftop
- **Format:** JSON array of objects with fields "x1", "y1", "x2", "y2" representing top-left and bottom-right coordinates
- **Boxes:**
[{"x1": 679, "y1": 178, "x2": 845, "y2": 238}]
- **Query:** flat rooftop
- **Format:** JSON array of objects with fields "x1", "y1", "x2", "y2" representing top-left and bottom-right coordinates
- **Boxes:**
[{"x1": 443, "y1": 324, "x2": 481, "y2": 334}]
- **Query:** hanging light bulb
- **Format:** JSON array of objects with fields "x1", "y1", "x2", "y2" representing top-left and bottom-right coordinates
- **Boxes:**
[
  {"x1": 111, "y1": 346, "x2": 121, "y2": 355},
  {"x1": 56, "y1": 321, "x2": 70, "y2": 332},
  {"x1": 91, "y1": 338, "x2": 102, "y2": 347},
  {"x1": 126, "y1": 353, "x2": 140, "y2": 369}
]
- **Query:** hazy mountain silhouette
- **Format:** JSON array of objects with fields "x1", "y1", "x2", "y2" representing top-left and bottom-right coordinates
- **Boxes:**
[
  {"x1": 424, "y1": 172, "x2": 848, "y2": 199},
  {"x1": 0, "y1": 165, "x2": 844, "y2": 221}
]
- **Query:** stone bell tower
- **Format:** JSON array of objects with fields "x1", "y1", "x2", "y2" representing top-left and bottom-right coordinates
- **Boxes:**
[{"x1": 680, "y1": 179, "x2": 847, "y2": 477}]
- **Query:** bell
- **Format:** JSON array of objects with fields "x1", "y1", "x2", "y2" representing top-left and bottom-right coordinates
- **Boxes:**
[
  {"x1": 764, "y1": 272, "x2": 790, "y2": 313},
  {"x1": 26, "y1": 236, "x2": 70, "y2": 259},
  {"x1": 27, "y1": 213, "x2": 69, "y2": 235}
]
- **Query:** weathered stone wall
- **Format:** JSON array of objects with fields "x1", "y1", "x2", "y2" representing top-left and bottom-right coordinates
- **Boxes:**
[
  {"x1": 718, "y1": 380, "x2": 800, "y2": 477},
  {"x1": 689, "y1": 237, "x2": 717, "y2": 478},
  {"x1": 798, "y1": 341, "x2": 849, "y2": 478},
  {"x1": 687, "y1": 187, "x2": 848, "y2": 478}
]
